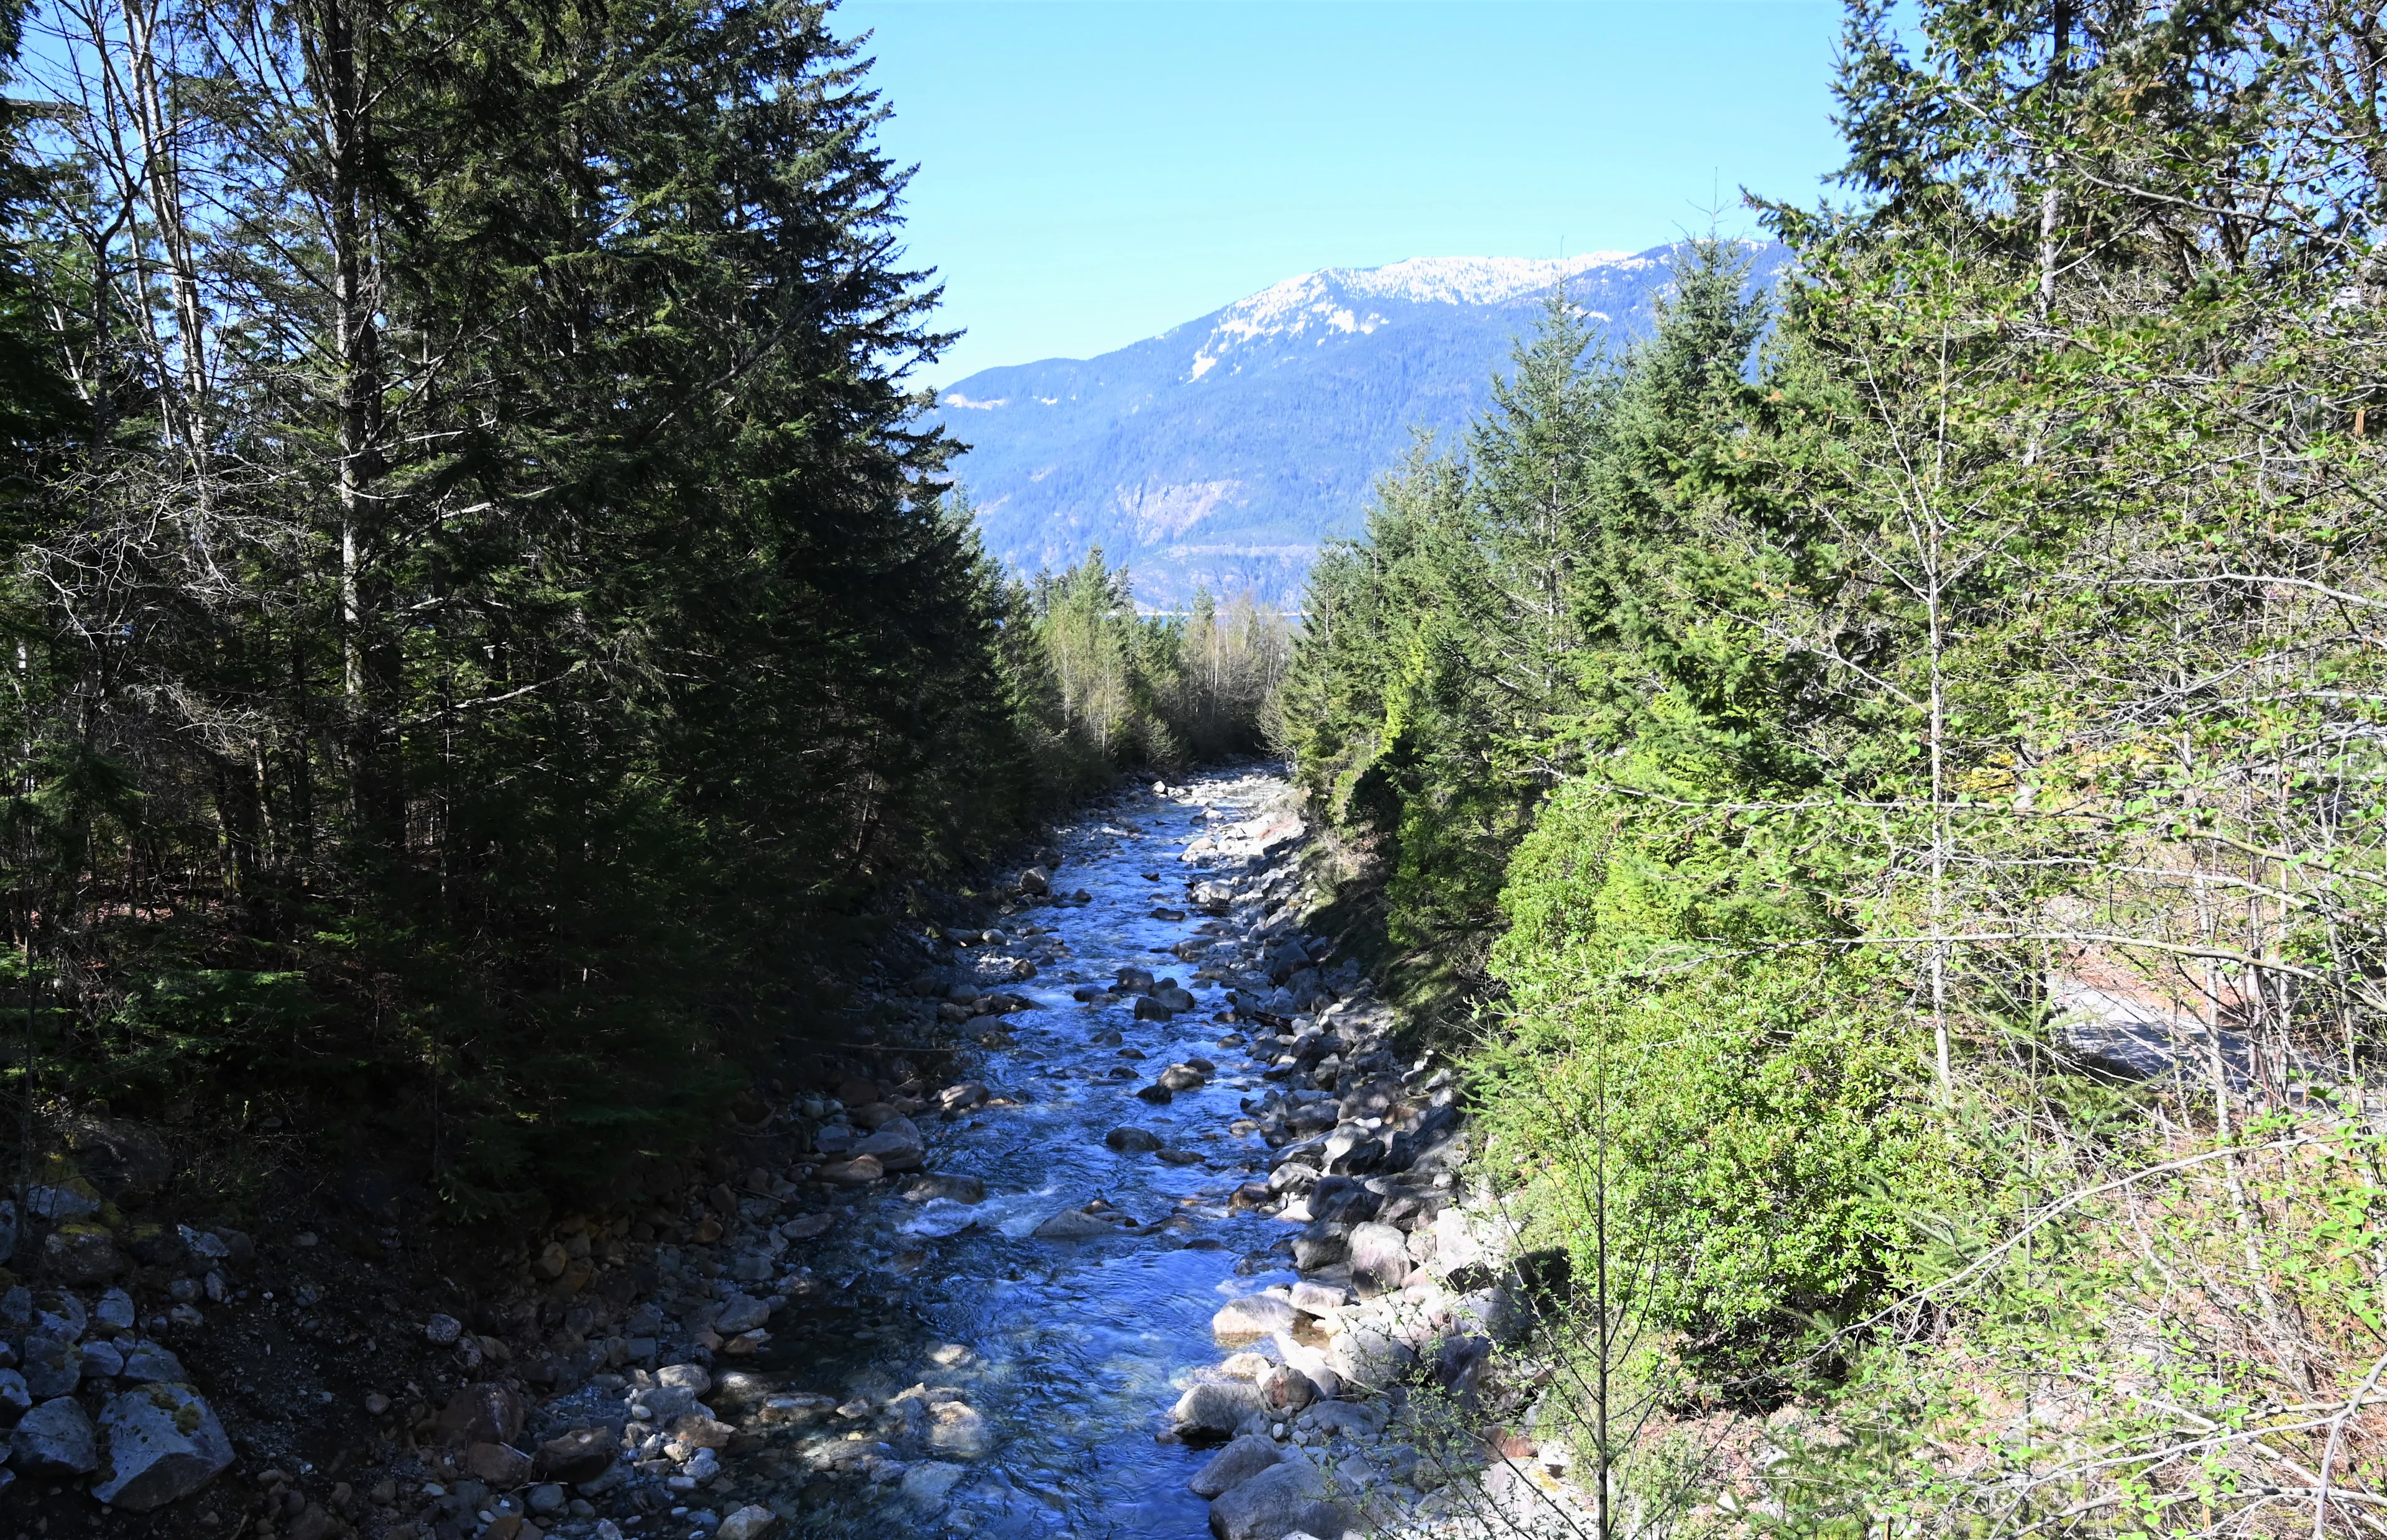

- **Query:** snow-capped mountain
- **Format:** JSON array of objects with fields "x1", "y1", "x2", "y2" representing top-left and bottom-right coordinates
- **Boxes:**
[{"x1": 931, "y1": 241, "x2": 1786, "y2": 607}]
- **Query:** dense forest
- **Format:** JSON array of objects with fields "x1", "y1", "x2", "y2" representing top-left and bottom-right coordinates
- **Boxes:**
[
  {"x1": 0, "y1": 0, "x2": 1280, "y2": 1219},
  {"x1": 1282, "y1": 0, "x2": 2387, "y2": 1528}
]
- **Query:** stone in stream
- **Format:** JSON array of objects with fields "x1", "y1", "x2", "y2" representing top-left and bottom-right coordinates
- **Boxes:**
[
  {"x1": 1206, "y1": 1454, "x2": 1346, "y2": 1540},
  {"x1": 1133, "y1": 1083, "x2": 1174, "y2": 1104},
  {"x1": 1171, "y1": 1380, "x2": 1266, "y2": 1439},
  {"x1": 1211, "y1": 1293, "x2": 1298, "y2": 1342},
  {"x1": 780, "y1": 1211, "x2": 835, "y2": 1238},
  {"x1": 1134, "y1": 998, "x2": 1176, "y2": 1023},
  {"x1": 1150, "y1": 907, "x2": 1187, "y2": 922},
  {"x1": 1033, "y1": 1209, "x2": 1118, "y2": 1241},
  {"x1": 902, "y1": 1173, "x2": 986, "y2": 1204},
  {"x1": 1348, "y1": 1221, "x2": 1412, "y2": 1296},
  {"x1": 1189, "y1": 1434, "x2": 1284, "y2": 1498},
  {"x1": 928, "y1": 1400, "x2": 993, "y2": 1455},
  {"x1": 934, "y1": 1082, "x2": 990, "y2": 1113},
  {"x1": 1289, "y1": 1280, "x2": 1352, "y2": 1316},
  {"x1": 901, "y1": 1460, "x2": 968, "y2": 1506},
  {"x1": 1104, "y1": 1127, "x2": 1164, "y2": 1153},
  {"x1": 716, "y1": 1505, "x2": 781, "y2": 1539},
  {"x1": 1154, "y1": 1147, "x2": 1207, "y2": 1166},
  {"x1": 1158, "y1": 1063, "x2": 1208, "y2": 1092},
  {"x1": 1019, "y1": 866, "x2": 1051, "y2": 896}
]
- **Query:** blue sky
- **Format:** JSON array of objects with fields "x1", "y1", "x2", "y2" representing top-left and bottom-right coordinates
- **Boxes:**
[{"x1": 841, "y1": 0, "x2": 1851, "y2": 383}]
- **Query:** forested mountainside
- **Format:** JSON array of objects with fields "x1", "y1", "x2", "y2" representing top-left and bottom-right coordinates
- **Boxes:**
[
  {"x1": 931, "y1": 244, "x2": 1788, "y2": 607},
  {"x1": 0, "y1": 0, "x2": 1278, "y2": 1222},
  {"x1": 1282, "y1": 0, "x2": 2387, "y2": 1528}
]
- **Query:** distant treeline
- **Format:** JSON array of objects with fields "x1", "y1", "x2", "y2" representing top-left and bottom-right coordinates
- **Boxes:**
[{"x1": 0, "y1": 0, "x2": 1272, "y2": 1216}]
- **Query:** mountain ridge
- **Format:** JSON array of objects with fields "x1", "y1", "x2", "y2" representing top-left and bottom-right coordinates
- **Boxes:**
[{"x1": 931, "y1": 240, "x2": 1789, "y2": 606}]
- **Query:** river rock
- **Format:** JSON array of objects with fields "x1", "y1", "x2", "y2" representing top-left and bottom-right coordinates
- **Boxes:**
[
  {"x1": 901, "y1": 1460, "x2": 968, "y2": 1505},
  {"x1": 1104, "y1": 1126, "x2": 1164, "y2": 1153},
  {"x1": 0, "y1": 1369, "x2": 27, "y2": 1420},
  {"x1": 536, "y1": 1426, "x2": 615, "y2": 1482},
  {"x1": 1326, "y1": 1319, "x2": 1418, "y2": 1391},
  {"x1": 1033, "y1": 1209, "x2": 1116, "y2": 1241},
  {"x1": 1019, "y1": 866, "x2": 1051, "y2": 896},
  {"x1": 1171, "y1": 1380, "x2": 1266, "y2": 1437},
  {"x1": 1211, "y1": 1293, "x2": 1297, "y2": 1342},
  {"x1": 466, "y1": 1439, "x2": 531, "y2": 1485},
  {"x1": 905, "y1": 1173, "x2": 987, "y2": 1205},
  {"x1": 1349, "y1": 1221, "x2": 1412, "y2": 1296},
  {"x1": 715, "y1": 1295, "x2": 771, "y2": 1335},
  {"x1": 1133, "y1": 1083, "x2": 1174, "y2": 1104},
  {"x1": 11, "y1": 1396, "x2": 98, "y2": 1476},
  {"x1": 817, "y1": 1154, "x2": 885, "y2": 1185},
  {"x1": 1306, "y1": 1176, "x2": 1379, "y2": 1226},
  {"x1": 1159, "y1": 1063, "x2": 1208, "y2": 1091},
  {"x1": 929, "y1": 1400, "x2": 992, "y2": 1455},
  {"x1": 853, "y1": 1116, "x2": 925, "y2": 1172},
  {"x1": 1134, "y1": 998, "x2": 1175, "y2": 1022},
  {"x1": 1206, "y1": 1454, "x2": 1345, "y2": 1540},
  {"x1": 1291, "y1": 1222, "x2": 1349, "y2": 1272},
  {"x1": 1259, "y1": 1364, "x2": 1316, "y2": 1413},
  {"x1": 1189, "y1": 1434, "x2": 1283, "y2": 1498},
  {"x1": 80, "y1": 1339, "x2": 123, "y2": 1378},
  {"x1": 1289, "y1": 1280, "x2": 1351, "y2": 1316},
  {"x1": 715, "y1": 1503, "x2": 778, "y2": 1539},
  {"x1": 936, "y1": 1081, "x2": 990, "y2": 1113},
  {"x1": 436, "y1": 1381, "x2": 528, "y2": 1446}
]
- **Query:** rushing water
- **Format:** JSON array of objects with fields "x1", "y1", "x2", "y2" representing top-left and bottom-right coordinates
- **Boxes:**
[{"x1": 729, "y1": 766, "x2": 1304, "y2": 1539}]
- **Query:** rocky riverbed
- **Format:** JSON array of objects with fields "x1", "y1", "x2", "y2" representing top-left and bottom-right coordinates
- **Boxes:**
[{"x1": 0, "y1": 764, "x2": 1593, "y2": 1539}]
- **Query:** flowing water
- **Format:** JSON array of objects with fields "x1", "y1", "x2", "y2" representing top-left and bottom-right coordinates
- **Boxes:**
[{"x1": 720, "y1": 766, "x2": 1305, "y2": 1539}]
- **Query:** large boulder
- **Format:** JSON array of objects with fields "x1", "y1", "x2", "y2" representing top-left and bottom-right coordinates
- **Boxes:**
[
  {"x1": 1327, "y1": 1318, "x2": 1419, "y2": 1391},
  {"x1": 1291, "y1": 1222, "x2": 1349, "y2": 1272},
  {"x1": 21, "y1": 1335, "x2": 80, "y2": 1398},
  {"x1": 42, "y1": 1223, "x2": 126, "y2": 1286},
  {"x1": 1206, "y1": 1455, "x2": 1345, "y2": 1540},
  {"x1": 11, "y1": 1396, "x2": 98, "y2": 1477},
  {"x1": 1103, "y1": 1127, "x2": 1164, "y2": 1153},
  {"x1": 1171, "y1": 1381, "x2": 1266, "y2": 1439},
  {"x1": 1210, "y1": 1294, "x2": 1297, "y2": 1343},
  {"x1": 1348, "y1": 1222, "x2": 1412, "y2": 1296},
  {"x1": 852, "y1": 1117, "x2": 926, "y2": 1173},
  {"x1": 1189, "y1": 1434, "x2": 1283, "y2": 1498}
]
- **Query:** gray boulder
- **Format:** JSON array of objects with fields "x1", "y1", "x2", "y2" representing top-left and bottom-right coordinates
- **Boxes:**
[
  {"x1": 0, "y1": 1369, "x2": 28, "y2": 1421},
  {"x1": 1210, "y1": 1293, "x2": 1297, "y2": 1343},
  {"x1": 1327, "y1": 1319, "x2": 1419, "y2": 1391},
  {"x1": 714, "y1": 1295, "x2": 771, "y2": 1335},
  {"x1": 21, "y1": 1336, "x2": 80, "y2": 1398},
  {"x1": 1189, "y1": 1434, "x2": 1283, "y2": 1498},
  {"x1": 1104, "y1": 1127, "x2": 1164, "y2": 1153},
  {"x1": 90, "y1": 1383, "x2": 232, "y2": 1510},
  {"x1": 1033, "y1": 1209, "x2": 1116, "y2": 1241},
  {"x1": 1171, "y1": 1380, "x2": 1266, "y2": 1437},
  {"x1": 1291, "y1": 1222, "x2": 1350, "y2": 1272},
  {"x1": 852, "y1": 1116, "x2": 926, "y2": 1173},
  {"x1": 1206, "y1": 1455, "x2": 1345, "y2": 1540},
  {"x1": 11, "y1": 1396, "x2": 98, "y2": 1476},
  {"x1": 119, "y1": 1344, "x2": 187, "y2": 1384},
  {"x1": 1348, "y1": 1221, "x2": 1411, "y2": 1296}
]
